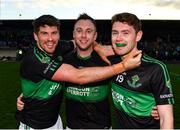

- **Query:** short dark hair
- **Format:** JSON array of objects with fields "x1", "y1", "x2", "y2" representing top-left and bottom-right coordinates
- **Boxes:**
[
  {"x1": 74, "y1": 13, "x2": 96, "y2": 31},
  {"x1": 32, "y1": 15, "x2": 60, "y2": 34},
  {"x1": 111, "y1": 12, "x2": 142, "y2": 33}
]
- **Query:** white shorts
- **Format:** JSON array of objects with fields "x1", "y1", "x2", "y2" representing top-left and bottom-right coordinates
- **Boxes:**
[
  {"x1": 19, "y1": 115, "x2": 63, "y2": 130},
  {"x1": 66, "y1": 126, "x2": 112, "y2": 129}
]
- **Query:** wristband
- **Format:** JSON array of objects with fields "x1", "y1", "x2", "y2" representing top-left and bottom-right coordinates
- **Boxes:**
[
  {"x1": 112, "y1": 62, "x2": 126, "y2": 75},
  {"x1": 121, "y1": 61, "x2": 126, "y2": 70}
]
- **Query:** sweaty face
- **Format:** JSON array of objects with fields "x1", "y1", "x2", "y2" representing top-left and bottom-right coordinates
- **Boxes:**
[
  {"x1": 34, "y1": 25, "x2": 60, "y2": 55},
  {"x1": 73, "y1": 19, "x2": 97, "y2": 51},
  {"x1": 111, "y1": 22, "x2": 142, "y2": 56}
]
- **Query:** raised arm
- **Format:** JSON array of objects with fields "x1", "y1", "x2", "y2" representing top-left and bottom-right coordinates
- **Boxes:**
[
  {"x1": 94, "y1": 42, "x2": 115, "y2": 65},
  {"x1": 52, "y1": 50, "x2": 142, "y2": 84},
  {"x1": 157, "y1": 104, "x2": 174, "y2": 129}
]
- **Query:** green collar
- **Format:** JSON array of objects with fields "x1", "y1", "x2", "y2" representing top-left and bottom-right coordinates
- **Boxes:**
[{"x1": 77, "y1": 53, "x2": 91, "y2": 60}]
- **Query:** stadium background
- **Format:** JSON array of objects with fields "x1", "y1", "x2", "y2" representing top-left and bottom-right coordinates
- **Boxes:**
[{"x1": 0, "y1": 19, "x2": 180, "y2": 128}]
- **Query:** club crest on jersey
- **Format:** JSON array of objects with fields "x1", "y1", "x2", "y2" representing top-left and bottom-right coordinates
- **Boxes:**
[
  {"x1": 41, "y1": 56, "x2": 51, "y2": 64},
  {"x1": 127, "y1": 75, "x2": 142, "y2": 88}
]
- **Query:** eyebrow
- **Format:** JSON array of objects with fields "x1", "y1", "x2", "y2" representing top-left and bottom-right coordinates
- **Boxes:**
[
  {"x1": 112, "y1": 29, "x2": 130, "y2": 32},
  {"x1": 112, "y1": 30, "x2": 118, "y2": 32},
  {"x1": 75, "y1": 27, "x2": 94, "y2": 31}
]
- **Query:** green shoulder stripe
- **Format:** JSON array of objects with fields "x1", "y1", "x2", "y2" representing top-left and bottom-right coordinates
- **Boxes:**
[
  {"x1": 33, "y1": 47, "x2": 44, "y2": 61},
  {"x1": 142, "y1": 55, "x2": 171, "y2": 87},
  {"x1": 142, "y1": 55, "x2": 173, "y2": 94}
]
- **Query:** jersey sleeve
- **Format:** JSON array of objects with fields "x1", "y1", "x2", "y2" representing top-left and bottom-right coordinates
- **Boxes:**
[
  {"x1": 20, "y1": 54, "x2": 63, "y2": 83},
  {"x1": 150, "y1": 64, "x2": 174, "y2": 105}
]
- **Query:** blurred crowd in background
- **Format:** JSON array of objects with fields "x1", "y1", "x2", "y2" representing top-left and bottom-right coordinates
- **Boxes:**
[{"x1": 0, "y1": 20, "x2": 180, "y2": 62}]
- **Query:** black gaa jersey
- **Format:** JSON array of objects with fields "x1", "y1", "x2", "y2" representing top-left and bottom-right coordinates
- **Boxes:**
[
  {"x1": 16, "y1": 40, "x2": 74, "y2": 129},
  {"x1": 110, "y1": 54, "x2": 174, "y2": 129},
  {"x1": 64, "y1": 51, "x2": 111, "y2": 129}
]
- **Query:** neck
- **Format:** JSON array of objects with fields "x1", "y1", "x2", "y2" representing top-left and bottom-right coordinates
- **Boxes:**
[
  {"x1": 76, "y1": 47, "x2": 93, "y2": 58},
  {"x1": 121, "y1": 48, "x2": 139, "y2": 60}
]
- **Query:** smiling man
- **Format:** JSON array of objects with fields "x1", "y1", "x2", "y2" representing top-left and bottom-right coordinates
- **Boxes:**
[{"x1": 109, "y1": 12, "x2": 174, "y2": 129}]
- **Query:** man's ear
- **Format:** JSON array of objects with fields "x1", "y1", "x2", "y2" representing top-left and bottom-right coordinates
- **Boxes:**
[
  {"x1": 136, "y1": 30, "x2": 143, "y2": 42},
  {"x1": 73, "y1": 30, "x2": 75, "y2": 39},
  {"x1": 33, "y1": 32, "x2": 38, "y2": 41},
  {"x1": 94, "y1": 32, "x2": 98, "y2": 41}
]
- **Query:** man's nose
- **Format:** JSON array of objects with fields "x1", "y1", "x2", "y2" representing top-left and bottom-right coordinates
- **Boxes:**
[
  {"x1": 116, "y1": 33, "x2": 123, "y2": 41},
  {"x1": 48, "y1": 35, "x2": 53, "y2": 41},
  {"x1": 81, "y1": 31, "x2": 86, "y2": 37}
]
